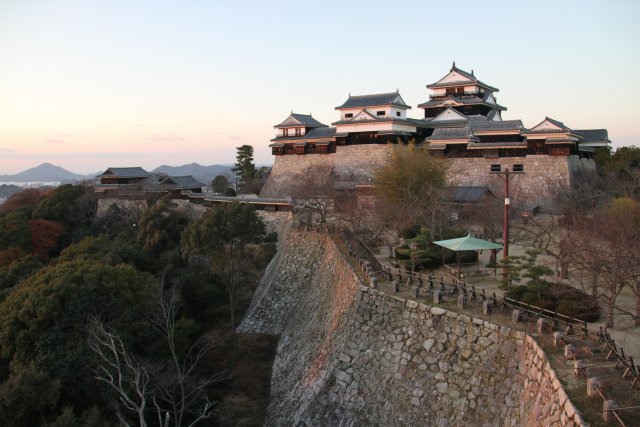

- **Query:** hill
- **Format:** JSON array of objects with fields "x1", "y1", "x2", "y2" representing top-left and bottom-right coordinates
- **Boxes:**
[
  {"x1": 152, "y1": 163, "x2": 233, "y2": 185},
  {"x1": 0, "y1": 163, "x2": 89, "y2": 183}
]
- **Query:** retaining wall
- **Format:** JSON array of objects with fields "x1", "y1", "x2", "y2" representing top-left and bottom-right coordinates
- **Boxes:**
[
  {"x1": 260, "y1": 145, "x2": 597, "y2": 211},
  {"x1": 239, "y1": 232, "x2": 584, "y2": 426}
]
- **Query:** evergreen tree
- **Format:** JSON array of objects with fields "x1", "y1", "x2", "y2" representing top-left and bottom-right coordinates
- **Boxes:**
[{"x1": 234, "y1": 145, "x2": 257, "y2": 186}]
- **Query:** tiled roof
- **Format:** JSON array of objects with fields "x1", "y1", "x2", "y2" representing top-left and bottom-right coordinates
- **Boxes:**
[
  {"x1": 446, "y1": 186, "x2": 492, "y2": 203},
  {"x1": 427, "y1": 65, "x2": 499, "y2": 92},
  {"x1": 467, "y1": 141, "x2": 527, "y2": 149},
  {"x1": 271, "y1": 127, "x2": 338, "y2": 143},
  {"x1": 526, "y1": 117, "x2": 572, "y2": 134},
  {"x1": 157, "y1": 176, "x2": 204, "y2": 188},
  {"x1": 418, "y1": 96, "x2": 506, "y2": 111},
  {"x1": 335, "y1": 91, "x2": 410, "y2": 109},
  {"x1": 100, "y1": 167, "x2": 152, "y2": 178},
  {"x1": 470, "y1": 120, "x2": 524, "y2": 132},
  {"x1": 574, "y1": 129, "x2": 609, "y2": 143},
  {"x1": 426, "y1": 126, "x2": 478, "y2": 141},
  {"x1": 275, "y1": 113, "x2": 327, "y2": 128},
  {"x1": 332, "y1": 116, "x2": 417, "y2": 126}
]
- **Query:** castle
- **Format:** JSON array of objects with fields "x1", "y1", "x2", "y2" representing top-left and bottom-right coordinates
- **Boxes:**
[{"x1": 262, "y1": 63, "x2": 610, "y2": 210}]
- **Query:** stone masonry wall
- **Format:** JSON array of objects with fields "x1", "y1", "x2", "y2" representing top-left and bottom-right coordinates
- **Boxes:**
[
  {"x1": 260, "y1": 144, "x2": 393, "y2": 198},
  {"x1": 239, "y1": 231, "x2": 584, "y2": 426},
  {"x1": 448, "y1": 155, "x2": 596, "y2": 211},
  {"x1": 260, "y1": 146, "x2": 597, "y2": 211}
]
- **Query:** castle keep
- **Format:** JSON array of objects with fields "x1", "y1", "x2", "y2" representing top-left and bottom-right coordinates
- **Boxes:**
[{"x1": 262, "y1": 63, "x2": 610, "y2": 210}]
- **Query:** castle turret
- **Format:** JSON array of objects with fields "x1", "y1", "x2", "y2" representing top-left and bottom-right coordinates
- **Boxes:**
[{"x1": 418, "y1": 62, "x2": 506, "y2": 120}]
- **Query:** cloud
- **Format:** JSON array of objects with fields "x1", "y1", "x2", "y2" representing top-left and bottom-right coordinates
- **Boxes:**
[
  {"x1": 229, "y1": 135, "x2": 242, "y2": 140},
  {"x1": 0, "y1": 148, "x2": 16, "y2": 153}
]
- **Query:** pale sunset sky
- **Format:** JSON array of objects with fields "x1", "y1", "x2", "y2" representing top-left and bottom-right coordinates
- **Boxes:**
[{"x1": 1, "y1": 0, "x2": 639, "y2": 174}]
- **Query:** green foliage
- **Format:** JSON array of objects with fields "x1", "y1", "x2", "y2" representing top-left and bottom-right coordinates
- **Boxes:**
[
  {"x1": 223, "y1": 187, "x2": 237, "y2": 197},
  {"x1": 211, "y1": 174, "x2": 230, "y2": 193},
  {"x1": 0, "y1": 363, "x2": 61, "y2": 427},
  {"x1": 506, "y1": 282, "x2": 600, "y2": 322},
  {"x1": 497, "y1": 248, "x2": 545, "y2": 288},
  {"x1": 0, "y1": 211, "x2": 32, "y2": 253},
  {"x1": 375, "y1": 143, "x2": 448, "y2": 207},
  {"x1": 605, "y1": 145, "x2": 640, "y2": 173},
  {"x1": 182, "y1": 203, "x2": 266, "y2": 257},
  {"x1": 395, "y1": 227, "x2": 476, "y2": 270},
  {"x1": 33, "y1": 184, "x2": 97, "y2": 247},
  {"x1": 0, "y1": 254, "x2": 43, "y2": 293},
  {"x1": 55, "y1": 234, "x2": 151, "y2": 272},
  {"x1": 137, "y1": 198, "x2": 190, "y2": 266},
  {"x1": 0, "y1": 259, "x2": 154, "y2": 422},
  {"x1": 235, "y1": 144, "x2": 257, "y2": 185},
  {"x1": 182, "y1": 203, "x2": 267, "y2": 354},
  {"x1": 502, "y1": 248, "x2": 600, "y2": 322}
]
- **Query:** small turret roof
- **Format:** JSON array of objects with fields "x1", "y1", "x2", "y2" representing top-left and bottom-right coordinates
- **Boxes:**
[
  {"x1": 574, "y1": 129, "x2": 610, "y2": 143},
  {"x1": 274, "y1": 113, "x2": 327, "y2": 128},
  {"x1": 335, "y1": 91, "x2": 410, "y2": 110},
  {"x1": 99, "y1": 167, "x2": 152, "y2": 178},
  {"x1": 157, "y1": 176, "x2": 204, "y2": 189},
  {"x1": 427, "y1": 63, "x2": 499, "y2": 92}
]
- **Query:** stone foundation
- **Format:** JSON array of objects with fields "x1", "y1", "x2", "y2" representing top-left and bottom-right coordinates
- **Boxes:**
[
  {"x1": 260, "y1": 145, "x2": 597, "y2": 211},
  {"x1": 239, "y1": 232, "x2": 584, "y2": 426}
]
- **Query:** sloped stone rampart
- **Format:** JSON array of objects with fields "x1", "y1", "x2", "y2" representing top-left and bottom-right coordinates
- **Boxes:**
[{"x1": 239, "y1": 232, "x2": 584, "y2": 426}]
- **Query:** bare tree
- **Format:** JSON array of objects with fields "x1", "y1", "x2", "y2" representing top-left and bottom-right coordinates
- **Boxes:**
[
  {"x1": 88, "y1": 283, "x2": 224, "y2": 426},
  {"x1": 88, "y1": 319, "x2": 152, "y2": 427},
  {"x1": 290, "y1": 163, "x2": 337, "y2": 229}
]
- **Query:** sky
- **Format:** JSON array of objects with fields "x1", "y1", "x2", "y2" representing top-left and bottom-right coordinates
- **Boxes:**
[{"x1": 1, "y1": 0, "x2": 639, "y2": 174}]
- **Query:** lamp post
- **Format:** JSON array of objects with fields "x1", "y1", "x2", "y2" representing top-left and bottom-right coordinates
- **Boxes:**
[{"x1": 490, "y1": 165, "x2": 523, "y2": 259}]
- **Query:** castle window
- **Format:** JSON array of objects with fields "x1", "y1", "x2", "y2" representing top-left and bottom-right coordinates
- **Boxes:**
[
  {"x1": 396, "y1": 111, "x2": 401, "y2": 117},
  {"x1": 377, "y1": 111, "x2": 385, "y2": 116},
  {"x1": 345, "y1": 113, "x2": 353, "y2": 118},
  {"x1": 283, "y1": 129, "x2": 289, "y2": 137},
  {"x1": 295, "y1": 128, "x2": 301, "y2": 136}
]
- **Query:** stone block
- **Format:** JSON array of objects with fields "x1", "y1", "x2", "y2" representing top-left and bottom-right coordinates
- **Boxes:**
[
  {"x1": 482, "y1": 300, "x2": 492, "y2": 315},
  {"x1": 512, "y1": 309, "x2": 523, "y2": 322},
  {"x1": 433, "y1": 291, "x2": 443, "y2": 304},
  {"x1": 603, "y1": 400, "x2": 616, "y2": 423},
  {"x1": 537, "y1": 318, "x2": 548, "y2": 334},
  {"x1": 564, "y1": 344, "x2": 576, "y2": 360},
  {"x1": 587, "y1": 377, "x2": 601, "y2": 397},
  {"x1": 457, "y1": 294, "x2": 467, "y2": 309},
  {"x1": 553, "y1": 331, "x2": 565, "y2": 346}
]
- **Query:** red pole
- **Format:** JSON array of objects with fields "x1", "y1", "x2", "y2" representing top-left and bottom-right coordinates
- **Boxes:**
[{"x1": 503, "y1": 168, "x2": 509, "y2": 258}]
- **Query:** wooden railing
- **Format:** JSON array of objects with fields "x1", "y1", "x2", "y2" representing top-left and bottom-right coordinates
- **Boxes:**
[{"x1": 338, "y1": 232, "x2": 640, "y2": 426}]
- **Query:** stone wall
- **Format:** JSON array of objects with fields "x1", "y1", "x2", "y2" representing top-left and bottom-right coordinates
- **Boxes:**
[
  {"x1": 260, "y1": 146, "x2": 597, "y2": 211},
  {"x1": 448, "y1": 155, "x2": 596, "y2": 211},
  {"x1": 260, "y1": 144, "x2": 394, "y2": 198},
  {"x1": 239, "y1": 232, "x2": 584, "y2": 426}
]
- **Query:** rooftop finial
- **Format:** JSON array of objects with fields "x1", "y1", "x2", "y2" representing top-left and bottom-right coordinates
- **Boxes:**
[
  {"x1": 452, "y1": 60, "x2": 456, "y2": 69},
  {"x1": 471, "y1": 69, "x2": 474, "y2": 76}
]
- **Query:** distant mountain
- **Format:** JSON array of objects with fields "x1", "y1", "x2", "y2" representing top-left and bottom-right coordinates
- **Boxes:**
[
  {"x1": 0, "y1": 163, "x2": 90, "y2": 183},
  {"x1": 152, "y1": 163, "x2": 234, "y2": 185}
]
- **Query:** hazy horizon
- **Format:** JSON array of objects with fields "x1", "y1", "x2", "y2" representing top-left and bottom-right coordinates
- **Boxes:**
[{"x1": 2, "y1": 0, "x2": 639, "y2": 174}]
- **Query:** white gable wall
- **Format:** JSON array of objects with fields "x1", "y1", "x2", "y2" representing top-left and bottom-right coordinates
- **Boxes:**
[
  {"x1": 438, "y1": 70, "x2": 473, "y2": 84},
  {"x1": 341, "y1": 106, "x2": 407, "y2": 120},
  {"x1": 532, "y1": 120, "x2": 563, "y2": 132},
  {"x1": 335, "y1": 121, "x2": 416, "y2": 133},
  {"x1": 432, "y1": 108, "x2": 467, "y2": 122}
]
